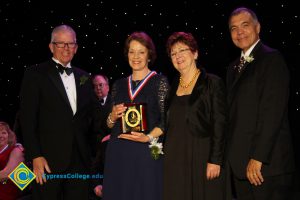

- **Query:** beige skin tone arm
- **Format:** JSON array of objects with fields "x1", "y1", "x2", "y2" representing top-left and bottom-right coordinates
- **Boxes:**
[{"x1": 0, "y1": 147, "x2": 24, "y2": 181}]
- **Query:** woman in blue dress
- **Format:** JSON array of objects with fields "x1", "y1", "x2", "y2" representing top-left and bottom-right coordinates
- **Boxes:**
[{"x1": 102, "y1": 31, "x2": 169, "y2": 200}]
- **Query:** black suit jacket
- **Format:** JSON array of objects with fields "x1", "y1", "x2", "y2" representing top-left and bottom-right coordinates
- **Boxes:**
[
  {"x1": 166, "y1": 68, "x2": 228, "y2": 165},
  {"x1": 101, "y1": 94, "x2": 112, "y2": 130},
  {"x1": 90, "y1": 94, "x2": 112, "y2": 157},
  {"x1": 226, "y1": 41, "x2": 295, "y2": 179},
  {"x1": 88, "y1": 94, "x2": 113, "y2": 191},
  {"x1": 93, "y1": 94, "x2": 112, "y2": 137},
  {"x1": 20, "y1": 59, "x2": 101, "y2": 172}
]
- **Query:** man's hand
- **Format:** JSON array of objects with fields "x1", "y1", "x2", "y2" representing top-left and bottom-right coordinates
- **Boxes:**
[
  {"x1": 206, "y1": 163, "x2": 221, "y2": 180},
  {"x1": 33, "y1": 157, "x2": 51, "y2": 185},
  {"x1": 246, "y1": 159, "x2": 264, "y2": 186}
]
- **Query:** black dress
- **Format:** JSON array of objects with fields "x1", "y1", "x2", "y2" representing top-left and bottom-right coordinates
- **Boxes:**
[
  {"x1": 103, "y1": 72, "x2": 169, "y2": 200},
  {"x1": 163, "y1": 94, "x2": 228, "y2": 200}
]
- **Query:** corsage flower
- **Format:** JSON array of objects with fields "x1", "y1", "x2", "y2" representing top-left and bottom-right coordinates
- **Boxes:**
[
  {"x1": 149, "y1": 138, "x2": 164, "y2": 160},
  {"x1": 244, "y1": 55, "x2": 254, "y2": 63},
  {"x1": 80, "y1": 75, "x2": 88, "y2": 86}
]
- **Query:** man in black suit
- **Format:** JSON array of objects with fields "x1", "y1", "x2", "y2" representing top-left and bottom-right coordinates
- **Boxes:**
[
  {"x1": 90, "y1": 74, "x2": 112, "y2": 155},
  {"x1": 19, "y1": 24, "x2": 101, "y2": 200},
  {"x1": 226, "y1": 7, "x2": 295, "y2": 199},
  {"x1": 93, "y1": 74, "x2": 111, "y2": 107},
  {"x1": 92, "y1": 74, "x2": 112, "y2": 124},
  {"x1": 90, "y1": 74, "x2": 112, "y2": 199}
]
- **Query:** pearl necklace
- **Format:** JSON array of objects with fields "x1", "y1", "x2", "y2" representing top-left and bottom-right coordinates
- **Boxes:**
[{"x1": 179, "y1": 69, "x2": 200, "y2": 89}]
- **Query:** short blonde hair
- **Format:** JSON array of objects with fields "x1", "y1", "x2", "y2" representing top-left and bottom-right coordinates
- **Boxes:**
[{"x1": 0, "y1": 121, "x2": 16, "y2": 147}]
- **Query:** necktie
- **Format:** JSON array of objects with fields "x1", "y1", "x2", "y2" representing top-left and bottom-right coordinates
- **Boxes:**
[
  {"x1": 235, "y1": 57, "x2": 246, "y2": 73},
  {"x1": 100, "y1": 99, "x2": 104, "y2": 104},
  {"x1": 56, "y1": 63, "x2": 73, "y2": 75}
]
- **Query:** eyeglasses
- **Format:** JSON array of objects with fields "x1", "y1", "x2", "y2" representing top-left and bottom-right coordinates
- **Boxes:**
[
  {"x1": 170, "y1": 48, "x2": 190, "y2": 58},
  {"x1": 94, "y1": 83, "x2": 107, "y2": 88},
  {"x1": 52, "y1": 42, "x2": 77, "y2": 48}
]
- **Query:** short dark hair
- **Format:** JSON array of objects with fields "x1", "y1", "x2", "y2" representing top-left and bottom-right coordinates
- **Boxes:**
[
  {"x1": 228, "y1": 7, "x2": 259, "y2": 29},
  {"x1": 124, "y1": 31, "x2": 156, "y2": 66},
  {"x1": 166, "y1": 32, "x2": 198, "y2": 57}
]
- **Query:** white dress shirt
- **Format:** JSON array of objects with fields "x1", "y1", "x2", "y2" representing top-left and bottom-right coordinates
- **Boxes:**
[{"x1": 52, "y1": 58, "x2": 77, "y2": 115}]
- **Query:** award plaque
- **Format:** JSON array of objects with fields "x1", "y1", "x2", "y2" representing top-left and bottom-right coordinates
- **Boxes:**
[{"x1": 120, "y1": 103, "x2": 147, "y2": 133}]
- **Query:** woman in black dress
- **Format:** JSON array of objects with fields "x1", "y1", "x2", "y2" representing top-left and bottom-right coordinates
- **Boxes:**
[
  {"x1": 102, "y1": 32, "x2": 169, "y2": 200},
  {"x1": 163, "y1": 32, "x2": 230, "y2": 200}
]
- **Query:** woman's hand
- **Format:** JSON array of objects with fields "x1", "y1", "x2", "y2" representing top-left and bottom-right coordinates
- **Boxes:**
[
  {"x1": 118, "y1": 132, "x2": 149, "y2": 143},
  {"x1": 110, "y1": 103, "x2": 127, "y2": 122},
  {"x1": 107, "y1": 103, "x2": 127, "y2": 127}
]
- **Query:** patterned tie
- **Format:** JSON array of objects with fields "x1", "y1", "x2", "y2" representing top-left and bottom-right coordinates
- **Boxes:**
[{"x1": 235, "y1": 57, "x2": 246, "y2": 73}]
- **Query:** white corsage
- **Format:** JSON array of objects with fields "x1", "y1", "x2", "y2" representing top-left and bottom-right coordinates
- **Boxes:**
[
  {"x1": 149, "y1": 138, "x2": 164, "y2": 160},
  {"x1": 244, "y1": 55, "x2": 254, "y2": 63}
]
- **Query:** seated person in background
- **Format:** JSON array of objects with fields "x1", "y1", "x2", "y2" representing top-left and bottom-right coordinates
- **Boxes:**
[
  {"x1": 89, "y1": 74, "x2": 112, "y2": 199},
  {"x1": 91, "y1": 74, "x2": 112, "y2": 156},
  {"x1": 92, "y1": 74, "x2": 111, "y2": 108},
  {"x1": 0, "y1": 121, "x2": 25, "y2": 200}
]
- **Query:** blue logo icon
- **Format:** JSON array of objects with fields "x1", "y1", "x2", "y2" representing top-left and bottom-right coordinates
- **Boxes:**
[{"x1": 8, "y1": 162, "x2": 36, "y2": 190}]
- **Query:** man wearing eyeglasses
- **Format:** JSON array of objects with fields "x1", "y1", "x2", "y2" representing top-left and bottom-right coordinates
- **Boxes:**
[
  {"x1": 90, "y1": 74, "x2": 112, "y2": 199},
  {"x1": 92, "y1": 74, "x2": 111, "y2": 106},
  {"x1": 90, "y1": 74, "x2": 112, "y2": 156},
  {"x1": 20, "y1": 24, "x2": 102, "y2": 200}
]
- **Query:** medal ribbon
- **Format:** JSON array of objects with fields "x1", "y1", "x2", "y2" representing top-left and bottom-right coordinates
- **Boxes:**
[{"x1": 128, "y1": 71, "x2": 157, "y2": 101}]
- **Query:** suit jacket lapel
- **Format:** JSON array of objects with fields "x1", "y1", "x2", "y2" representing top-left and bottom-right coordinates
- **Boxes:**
[
  {"x1": 47, "y1": 61, "x2": 73, "y2": 112},
  {"x1": 227, "y1": 41, "x2": 262, "y2": 104},
  {"x1": 227, "y1": 59, "x2": 238, "y2": 88},
  {"x1": 189, "y1": 68, "x2": 206, "y2": 105},
  {"x1": 232, "y1": 61, "x2": 251, "y2": 86},
  {"x1": 227, "y1": 60, "x2": 252, "y2": 105}
]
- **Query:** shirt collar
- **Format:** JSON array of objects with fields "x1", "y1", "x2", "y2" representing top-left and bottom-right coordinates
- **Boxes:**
[
  {"x1": 241, "y1": 39, "x2": 260, "y2": 58},
  {"x1": 52, "y1": 57, "x2": 72, "y2": 68},
  {"x1": 101, "y1": 96, "x2": 107, "y2": 104}
]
